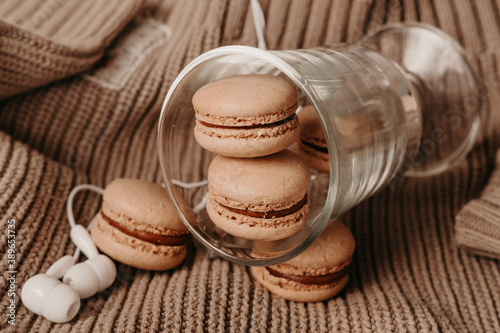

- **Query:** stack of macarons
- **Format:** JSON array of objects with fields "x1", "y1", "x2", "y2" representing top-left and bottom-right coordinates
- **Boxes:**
[
  {"x1": 192, "y1": 74, "x2": 310, "y2": 241},
  {"x1": 193, "y1": 74, "x2": 357, "y2": 302}
]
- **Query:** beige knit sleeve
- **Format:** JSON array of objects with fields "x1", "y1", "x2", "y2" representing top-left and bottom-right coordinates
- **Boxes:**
[
  {"x1": 0, "y1": 0, "x2": 143, "y2": 100},
  {"x1": 455, "y1": 150, "x2": 500, "y2": 259}
]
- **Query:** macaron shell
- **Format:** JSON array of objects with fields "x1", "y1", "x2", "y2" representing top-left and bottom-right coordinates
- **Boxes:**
[
  {"x1": 206, "y1": 195, "x2": 309, "y2": 241},
  {"x1": 192, "y1": 74, "x2": 298, "y2": 120},
  {"x1": 250, "y1": 266, "x2": 349, "y2": 302},
  {"x1": 194, "y1": 116, "x2": 300, "y2": 158},
  {"x1": 102, "y1": 178, "x2": 190, "y2": 233},
  {"x1": 208, "y1": 150, "x2": 310, "y2": 208},
  {"x1": 278, "y1": 220, "x2": 356, "y2": 273},
  {"x1": 91, "y1": 212, "x2": 187, "y2": 271}
]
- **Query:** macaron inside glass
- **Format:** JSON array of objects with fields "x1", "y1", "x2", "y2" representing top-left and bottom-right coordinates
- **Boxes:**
[
  {"x1": 296, "y1": 105, "x2": 385, "y2": 173},
  {"x1": 250, "y1": 219, "x2": 355, "y2": 302},
  {"x1": 206, "y1": 149, "x2": 310, "y2": 241},
  {"x1": 336, "y1": 114, "x2": 385, "y2": 152},
  {"x1": 295, "y1": 105, "x2": 330, "y2": 173},
  {"x1": 90, "y1": 178, "x2": 192, "y2": 271},
  {"x1": 192, "y1": 74, "x2": 300, "y2": 158}
]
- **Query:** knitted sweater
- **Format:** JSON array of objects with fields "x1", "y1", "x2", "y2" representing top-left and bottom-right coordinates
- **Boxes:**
[{"x1": 0, "y1": 0, "x2": 499, "y2": 332}]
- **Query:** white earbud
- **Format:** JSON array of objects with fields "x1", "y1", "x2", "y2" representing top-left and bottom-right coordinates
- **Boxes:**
[
  {"x1": 22, "y1": 184, "x2": 116, "y2": 323},
  {"x1": 21, "y1": 256, "x2": 81, "y2": 323},
  {"x1": 62, "y1": 225, "x2": 116, "y2": 299},
  {"x1": 21, "y1": 226, "x2": 116, "y2": 323}
]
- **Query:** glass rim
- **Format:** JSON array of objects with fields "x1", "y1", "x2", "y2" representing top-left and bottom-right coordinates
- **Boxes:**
[{"x1": 157, "y1": 45, "x2": 339, "y2": 266}]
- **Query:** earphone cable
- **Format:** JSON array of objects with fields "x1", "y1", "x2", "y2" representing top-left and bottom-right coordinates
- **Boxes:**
[{"x1": 66, "y1": 184, "x2": 104, "y2": 260}]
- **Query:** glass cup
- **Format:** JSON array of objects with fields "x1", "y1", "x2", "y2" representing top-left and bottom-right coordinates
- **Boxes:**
[{"x1": 158, "y1": 22, "x2": 481, "y2": 266}]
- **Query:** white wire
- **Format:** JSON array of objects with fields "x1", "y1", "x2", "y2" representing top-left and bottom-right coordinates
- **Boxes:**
[
  {"x1": 193, "y1": 192, "x2": 209, "y2": 214},
  {"x1": 171, "y1": 179, "x2": 209, "y2": 214},
  {"x1": 250, "y1": 0, "x2": 267, "y2": 50},
  {"x1": 66, "y1": 184, "x2": 104, "y2": 260},
  {"x1": 171, "y1": 179, "x2": 209, "y2": 189}
]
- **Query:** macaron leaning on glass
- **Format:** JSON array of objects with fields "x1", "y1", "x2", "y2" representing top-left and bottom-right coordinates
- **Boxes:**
[
  {"x1": 90, "y1": 178, "x2": 193, "y2": 271},
  {"x1": 295, "y1": 105, "x2": 330, "y2": 173},
  {"x1": 251, "y1": 219, "x2": 355, "y2": 302},
  {"x1": 192, "y1": 74, "x2": 300, "y2": 158},
  {"x1": 295, "y1": 105, "x2": 385, "y2": 173},
  {"x1": 206, "y1": 149, "x2": 310, "y2": 241}
]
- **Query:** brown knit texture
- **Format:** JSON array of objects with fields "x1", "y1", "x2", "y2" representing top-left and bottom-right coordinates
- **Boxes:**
[
  {"x1": 456, "y1": 151, "x2": 500, "y2": 259},
  {"x1": 0, "y1": 0, "x2": 144, "y2": 99},
  {"x1": 1, "y1": 0, "x2": 499, "y2": 332}
]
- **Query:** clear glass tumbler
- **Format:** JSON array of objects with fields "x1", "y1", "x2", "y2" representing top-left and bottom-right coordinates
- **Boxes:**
[{"x1": 158, "y1": 23, "x2": 481, "y2": 266}]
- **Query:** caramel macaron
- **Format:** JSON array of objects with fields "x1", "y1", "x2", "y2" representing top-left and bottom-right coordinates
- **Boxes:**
[
  {"x1": 206, "y1": 150, "x2": 310, "y2": 241},
  {"x1": 295, "y1": 105, "x2": 330, "y2": 173},
  {"x1": 251, "y1": 219, "x2": 355, "y2": 302},
  {"x1": 90, "y1": 178, "x2": 192, "y2": 271},
  {"x1": 193, "y1": 74, "x2": 300, "y2": 158},
  {"x1": 296, "y1": 105, "x2": 384, "y2": 173}
]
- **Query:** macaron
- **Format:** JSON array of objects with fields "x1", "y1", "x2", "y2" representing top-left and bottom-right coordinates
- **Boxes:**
[
  {"x1": 295, "y1": 105, "x2": 330, "y2": 173},
  {"x1": 192, "y1": 74, "x2": 300, "y2": 158},
  {"x1": 90, "y1": 178, "x2": 192, "y2": 271},
  {"x1": 296, "y1": 105, "x2": 384, "y2": 173},
  {"x1": 206, "y1": 149, "x2": 310, "y2": 241},
  {"x1": 250, "y1": 219, "x2": 355, "y2": 302},
  {"x1": 336, "y1": 113, "x2": 384, "y2": 151}
]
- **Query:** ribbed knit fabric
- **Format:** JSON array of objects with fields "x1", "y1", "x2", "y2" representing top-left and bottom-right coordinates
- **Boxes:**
[
  {"x1": 456, "y1": 151, "x2": 500, "y2": 259},
  {"x1": 0, "y1": 0, "x2": 499, "y2": 332},
  {"x1": 0, "y1": 0, "x2": 144, "y2": 99}
]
